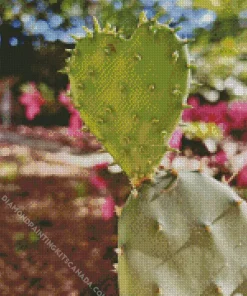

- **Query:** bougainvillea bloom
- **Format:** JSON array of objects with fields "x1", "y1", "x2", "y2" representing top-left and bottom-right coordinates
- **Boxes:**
[
  {"x1": 90, "y1": 175, "x2": 108, "y2": 192},
  {"x1": 169, "y1": 128, "x2": 183, "y2": 150},
  {"x1": 213, "y1": 150, "x2": 228, "y2": 165},
  {"x1": 102, "y1": 196, "x2": 115, "y2": 220},
  {"x1": 68, "y1": 110, "x2": 83, "y2": 137},
  {"x1": 59, "y1": 84, "x2": 83, "y2": 137},
  {"x1": 237, "y1": 165, "x2": 247, "y2": 187},
  {"x1": 94, "y1": 162, "x2": 109, "y2": 171},
  {"x1": 199, "y1": 101, "x2": 228, "y2": 125},
  {"x1": 182, "y1": 96, "x2": 200, "y2": 122},
  {"x1": 228, "y1": 101, "x2": 247, "y2": 130},
  {"x1": 182, "y1": 97, "x2": 231, "y2": 135},
  {"x1": 19, "y1": 82, "x2": 45, "y2": 120}
]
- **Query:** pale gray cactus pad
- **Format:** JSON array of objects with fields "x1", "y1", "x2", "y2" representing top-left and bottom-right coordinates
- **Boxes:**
[{"x1": 118, "y1": 171, "x2": 247, "y2": 296}]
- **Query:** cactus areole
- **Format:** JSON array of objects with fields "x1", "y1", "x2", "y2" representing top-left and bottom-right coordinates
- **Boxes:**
[
  {"x1": 67, "y1": 11, "x2": 247, "y2": 296},
  {"x1": 67, "y1": 12, "x2": 190, "y2": 183}
]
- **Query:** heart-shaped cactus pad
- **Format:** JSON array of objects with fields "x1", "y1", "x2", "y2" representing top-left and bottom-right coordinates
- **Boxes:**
[{"x1": 67, "y1": 13, "x2": 190, "y2": 181}]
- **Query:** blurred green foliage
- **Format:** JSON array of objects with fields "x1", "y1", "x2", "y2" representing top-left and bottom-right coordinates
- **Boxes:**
[{"x1": 192, "y1": 0, "x2": 247, "y2": 16}]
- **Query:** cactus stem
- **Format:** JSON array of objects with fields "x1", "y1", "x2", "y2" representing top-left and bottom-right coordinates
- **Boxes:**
[{"x1": 68, "y1": 14, "x2": 189, "y2": 182}]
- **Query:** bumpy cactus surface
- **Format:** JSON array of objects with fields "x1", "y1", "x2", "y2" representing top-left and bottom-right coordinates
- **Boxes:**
[
  {"x1": 118, "y1": 170, "x2": 247, "y2": 296},
  {"x1": 66, "y1": 12, "x2": 247, "y2": 296},
  {"x1": 67, "y1": 13, "x2": 190, "y2": 181}
]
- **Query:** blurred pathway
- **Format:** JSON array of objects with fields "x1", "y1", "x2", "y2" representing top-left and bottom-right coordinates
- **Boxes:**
[{"x1": 0, "y1": 129, "x2": 114, "y2": 169}]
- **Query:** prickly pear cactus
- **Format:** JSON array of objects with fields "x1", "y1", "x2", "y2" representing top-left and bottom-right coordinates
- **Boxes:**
[
  {"x1": 67, "y1": 13, "x2": 190, "y2": 181},
  {"x1": 118, "y1": 170, "x2": 247, "y2": 296}
]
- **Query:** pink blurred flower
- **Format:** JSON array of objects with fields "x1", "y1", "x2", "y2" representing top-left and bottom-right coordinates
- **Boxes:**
[
  {"x1": 228, "y1": 101, "x2": 247, "y2": 130},
  {"x1": 68, "y1": 110, "x2": 83, "y2": 137},
  {"x1": 237, "y1": 165, "x2": 247, "y2": 187},
  {"x1": 19, "y1": 82, "x2": 45, "y2": 120},
  {"x1": 58, "y1": 84, "x2": 74, "y2": 112},
  {"x1": 182, "y1": 98, "x2": 230, "y2": 135},
  {"x1": 169, "y1": 128, "x2": 183, "y2": 150},
  {"x1": 25, "y1": 103, "x2": 41, "y2": 121},
  {"x1": 59, "y1": 84, "x2": 83, "y2": 137},
  {"x1": 90, "y1": 175, "x2": 107, "y2": 191},
  {"x1": 102, "y1": 196, "x2": 115, "y2": 220},
  {"x1": 212, "y1": 150, "x2": 228, "y2": 165},
  {"x1": 199, "y1": 102, "x2": 228, "y2": 125},
  {"x1": 182, "y1": 96, "x2": 200, "y2": 122},
  {"x1": 58, "y1": 90, "x2": 71, "y2": 107},
  {"x1": 94, "y1": 162, "x2": 109, "y2": 171}
]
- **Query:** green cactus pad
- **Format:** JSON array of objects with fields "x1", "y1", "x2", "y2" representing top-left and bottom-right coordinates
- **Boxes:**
[
  {"x1": 118, "y1": 171, "x2": 247, "y2": 295},
  {"x1": 67, "y1": 14, "x2": 190, "y2": 181}
]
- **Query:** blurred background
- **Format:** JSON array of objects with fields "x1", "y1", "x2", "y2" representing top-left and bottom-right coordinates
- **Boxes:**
[{"x1": 0, "y1": 0, "x2": 246, "y2": 295}]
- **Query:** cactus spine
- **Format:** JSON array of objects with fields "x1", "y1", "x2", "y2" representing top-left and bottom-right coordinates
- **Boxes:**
[{"x1": 66, "y1": 11, "x2": 247, "y2": 296}]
